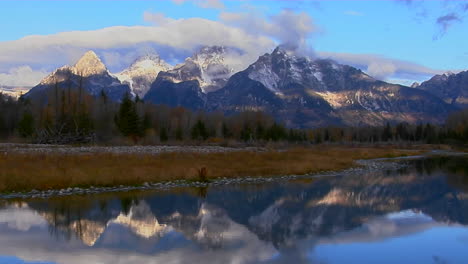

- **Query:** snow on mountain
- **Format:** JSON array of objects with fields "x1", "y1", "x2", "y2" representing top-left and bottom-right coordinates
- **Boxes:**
[
  {"x1": 0, "y1": 85, "x2": 31, "y2": 98},
  {"x1": 247, "y1": 46, "x2": 327, "y2": 94},
  {"x1": 161, "y1": 46, "x2": 236, "y2": 93},
  {"x1": 416, "y1": 70, "x2": 468, "y2": 107},
  {"x1": 114, "y1": 54, "x2": 171, "y2": 97},
  {"x1": 111, "y1": 201, "x2": 172, "y2": 239},
  {"x1": 27, "y1": 51, "x2": 131, "y2": 102},
  {"x1": 211, "y1": 46, "x2": 455, "y2": 127},
  {"x1": 74, "y1": 51, "x2": 108, "y2": 77},
  {"x1": 39, "y1": 51, "x2": 109, "y2": 85}
]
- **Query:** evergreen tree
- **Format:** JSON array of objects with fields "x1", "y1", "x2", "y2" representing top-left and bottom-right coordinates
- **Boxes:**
[
  {"x1": 17, "y1": 112, "x2": 35, "y2": 138},
  {"x1": 115, "y1": 93, "x2": 141, "y2": 137},
  {"x1": 160, "y1": 127, "x2": 168, "y2": 142},
  {"x1": 141, "y1": 113, "x2": 152, "y2": 133},
  {"x1": 240, "y1": 124, "x2": 253, "y2": 142},
  {"x1": 222, "y1": 122, "x2": 231, "y2": 138},
  {"x1": 77, "y1": 111, "x2": 94, "y2": 135},
  {"x1": 382, "y1": 122, "x2": 392, "y2": 141},
  {"x1": 175, "y1": 126, "x2": 184, "y2": 141},
  {"x1": 191, "y1": 120, "x2": 208, "y2": 140},
  {"x1": 415, "y1": 123, "x2": 423, "y2": 141},
  {"x1": 255, "y1": 122, "x2": 265, "y2": 140},
  {"x1": 324, "y1": 129, "x2": 330, "y2": 142},
  {"x1": 267, "y1": 123, "x2": 287, "y2": 141}
]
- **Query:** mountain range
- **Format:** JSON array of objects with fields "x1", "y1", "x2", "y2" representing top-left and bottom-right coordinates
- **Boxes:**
[
  {"x1": 415, "y1": 71, "x2": 468, "y2": 108},
  {"x1": 25, "y1": 51, "x2": 131, "y2": 102},
  {"x1": 20, "y1": 46, "x2": 466, "y2": 128}
]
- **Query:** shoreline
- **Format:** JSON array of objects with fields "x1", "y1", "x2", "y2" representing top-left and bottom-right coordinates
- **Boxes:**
[
  {"x1": 0, "y1": 144, "x2": 465, "y2": 200},
  {"x1": 3, "y1": 151, "x2": 462, "y2": 200},
  {"x1": 0, "y1": 158, "x2": 403, "y2": 200}
]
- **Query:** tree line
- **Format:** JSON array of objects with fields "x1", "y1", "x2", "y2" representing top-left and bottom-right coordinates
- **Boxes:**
[{"x1": 0, "y1": 88, "x2": 467, "y2": 145}]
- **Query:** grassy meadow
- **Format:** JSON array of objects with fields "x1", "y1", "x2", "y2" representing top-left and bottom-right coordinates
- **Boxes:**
[{"x1": 0, "y1": 146, "x2": 424, "y2": 193}]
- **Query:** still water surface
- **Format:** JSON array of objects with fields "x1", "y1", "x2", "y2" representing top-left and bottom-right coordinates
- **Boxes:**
[{"x1": 0, "y1": 156, "x2": 467, "y2": 264}]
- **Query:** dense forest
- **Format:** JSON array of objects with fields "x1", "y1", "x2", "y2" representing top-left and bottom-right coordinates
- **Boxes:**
[{"x1": 0, "y1": 88, "x2": 467, "y2": 145}]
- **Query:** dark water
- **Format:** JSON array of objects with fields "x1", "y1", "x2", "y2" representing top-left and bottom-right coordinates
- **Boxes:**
[{"x1": 1, "y1": 156, "x2": 468, "y2": 264}]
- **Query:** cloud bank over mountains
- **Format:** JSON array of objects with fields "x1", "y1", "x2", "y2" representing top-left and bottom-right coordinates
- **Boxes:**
[
  {"x1": 0, "y1": 2, "x2": 457, "y2": 88},
  {"x1": 318, "y1": 51, "x2": 444, "y2": 81}
]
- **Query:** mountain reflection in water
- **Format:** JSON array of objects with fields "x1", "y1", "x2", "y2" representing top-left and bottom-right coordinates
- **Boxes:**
[{"x1": 0, "y1": 156, "x2": 467, "y2": 264}]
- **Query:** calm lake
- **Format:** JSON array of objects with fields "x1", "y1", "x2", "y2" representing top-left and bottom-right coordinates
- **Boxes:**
[{"x1": 1, "y1": 156, "x2": 467, "y2": 264}]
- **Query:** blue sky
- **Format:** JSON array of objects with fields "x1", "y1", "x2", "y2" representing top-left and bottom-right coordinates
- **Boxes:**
[{"x1": 0, "y1": 0, "x2": 467, "y2": 87}]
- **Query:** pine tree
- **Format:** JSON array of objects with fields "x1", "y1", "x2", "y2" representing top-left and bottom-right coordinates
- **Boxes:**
[
  {"x1": 115, "y1": 93, "x2": 141, "y2": 138},
  {"x1": 191, "y1": 120, "x2": 208, "y2": 140},
  {"x1": 382, "y1": 122, "x2": 392, "y2": 141},
  {"x1": 175, "y1": 126, "x2": 184, "y2": 141},
  {"x1": 255, "y1": 122, "x2": 265, "y2": 141},
  {"x1": 141, "y1": 113, "x2": 152, "y2": 133},
  {"x1": 240, "y1": 124, "x2": 253, "y2": 142},
  {"x1": 267, "y1": 123, "x2": 287, "y2": 141},
  {"x1": 160, "y1": 127, "x2": 168, "y2": 142},
  {"x1": 18, "y1": 112, "x2": 35, "y2": 138},
  {"x1": 222, "y1": 122, "x2": 231, "y2": 138}
]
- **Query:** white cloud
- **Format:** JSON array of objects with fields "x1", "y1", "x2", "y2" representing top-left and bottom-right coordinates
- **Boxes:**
[
  {"x1": 220, "y1": 9, "x2": 316, "y2": 54},
  {"x1": 0, "y1": 15, "x2": 277, "y2": 84},
  {"x1": 0, "y1": 8, "x2": 452, "y2": 88},
  {"x1": 0, "y1": 206, "x2": 47, "y2": 232},
  {"x1": 318, "y1": 51, "x2": 444, "y2": 82},
  {"x1": 367, "y1": 61, "x2": 397, "y2": 80},
  {"x1": 143, "y1": 12, "x2": 176, "y2": 25},
  {"x1": 0, "y1": 66, "x2": 48, "y2": 87}
]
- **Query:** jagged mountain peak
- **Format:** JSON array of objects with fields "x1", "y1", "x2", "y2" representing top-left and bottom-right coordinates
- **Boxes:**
[
  {"x1": 73, "y1": 50, "x2": 107, "y2": 77},
  {"x1": 190, "y1": 45, "x2": 231, "y2": 67},
  {"x1": 129, "y1": 53, "x2": 170, "y2": 69},
  {"x1": 443, "y1": 71, "x2": 455, "y2": 76},
  {"x1": 148, "y1": 45, "x2": 235, "y2": 94},
  {"x1": 417, "y1": 70, "x2": 468, "y2": 107},
  {"x1": 27, "y1": 50, "x2": 131, "y2": 102},
  {"x1": 272, "y1": 45, "x2": 296, "y2": 56},
  {"x1": 78, "y1": 50, "x2": 100, "y2": 61},
  {"x1": 247, "y1": 46, "x2": 323, "y2": 94},
  {"x1": 114, "y1": 53, "x2": 171, "y2": 97}
]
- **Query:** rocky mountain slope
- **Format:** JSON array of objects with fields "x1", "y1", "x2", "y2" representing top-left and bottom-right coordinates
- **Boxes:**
[
  {"x1": 143, "y1": 46, "x2": 235, "y2": 109},
  {"x1": 21, "y1": 47, "x2": 459, "y2": 127},
  {"x1": 208, "y1": 47, "x2": 455, "y2": 127},
  {"x1": 113, "y1": 54, "x2": 171, "y2": 98},
  {"x1": 25, "y1": 51, "x2": 131, "y2": 102},
  {"x1": 415, "y1": 71, "x2": 468, "y2": 108}
]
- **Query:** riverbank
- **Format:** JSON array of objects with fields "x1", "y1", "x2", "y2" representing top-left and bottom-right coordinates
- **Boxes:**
[{"x1": 0, "y1": 144, "x2": 428, "y2": 195}]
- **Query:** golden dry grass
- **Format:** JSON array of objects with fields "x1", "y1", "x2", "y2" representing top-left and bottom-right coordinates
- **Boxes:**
[{"x1": 0, "y1": 146, "x2": 423, "y2": 192}]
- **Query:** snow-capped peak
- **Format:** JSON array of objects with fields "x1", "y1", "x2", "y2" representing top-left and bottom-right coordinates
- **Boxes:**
[
  {"x1": 162, "y1": 45, "x2": 235, "y2": 93},
  {"x1": 272, "y1": 45, "x2": 296, "y2": 57},
  {"x1": 73, "y1": 50, "x2": 107, "y2": 77},
  {"x1": 190, "y1": 46, "x2": 234, "y2": 78},
  {"x1": 248, "y1": 45, "x2": 324, "y2": 93},
  {"x1": 37, "y1": 51, "x2": 109, "y2": 86},
  {"x1": 114, "y1": 53, "x2": 171, "y2": 97},
  {"x1": 128, "y1": 54, "x2": 171, "y2": 71}
]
